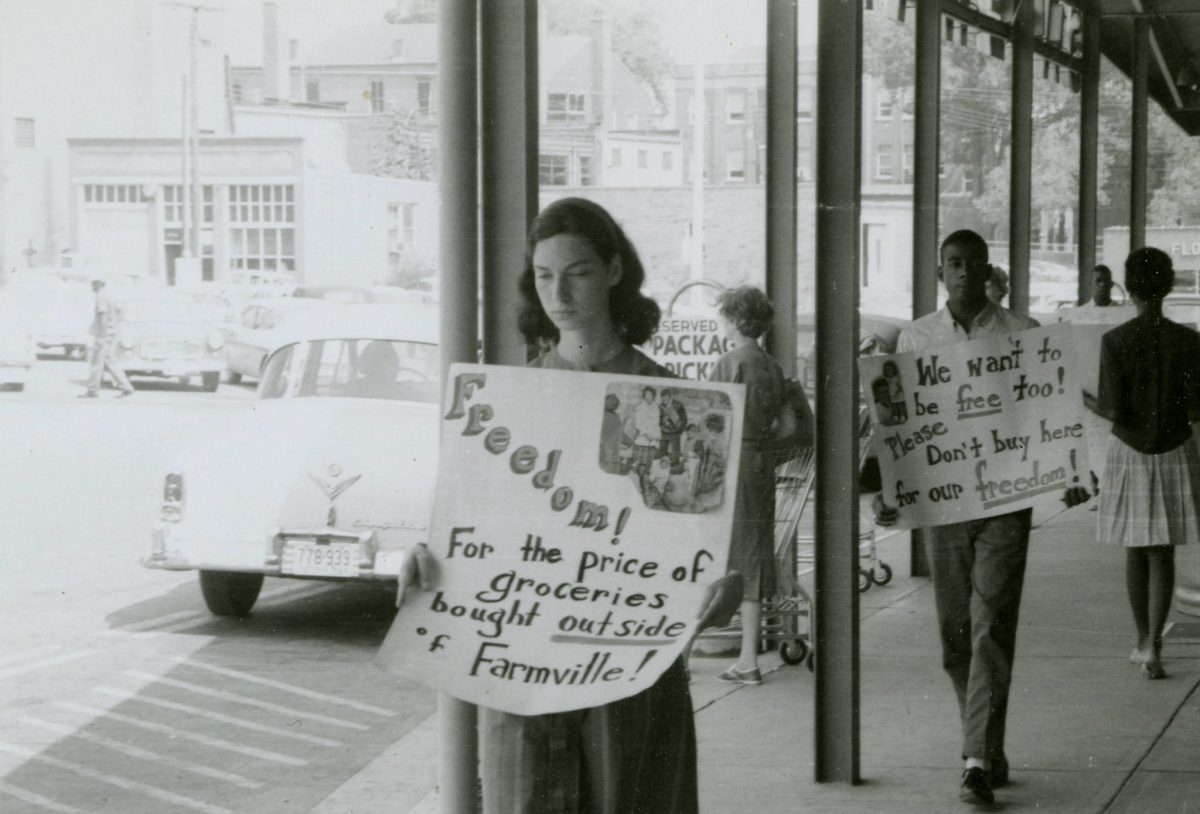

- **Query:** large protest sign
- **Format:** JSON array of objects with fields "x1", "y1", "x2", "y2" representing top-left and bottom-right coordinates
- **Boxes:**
[
  {"x1": 859, "y1": 324, "x2": 1089, "y2": 528},
  {"x1": 378, "y1": 364, "x2": 744, "y2": 715}
]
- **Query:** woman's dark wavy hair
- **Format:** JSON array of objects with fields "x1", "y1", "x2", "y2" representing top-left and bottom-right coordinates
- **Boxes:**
[
  {"x1": 517, "y1": 197, "x2": 661, "y2": 346},
  {"x1": 1125, "y1": 246, "x2": 1174, "y2": 302},
  {"x1": 717, "y1": 285, "x2": 774, "y2": 339}
]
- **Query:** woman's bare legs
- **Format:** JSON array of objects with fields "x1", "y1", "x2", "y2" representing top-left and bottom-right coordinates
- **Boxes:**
[
  {"x1": 1127, "y1": 546, "x2": 1175, "y2": 678},
  {"x1": 734, "y1": 599, "x2": 761, "y2": 672}
]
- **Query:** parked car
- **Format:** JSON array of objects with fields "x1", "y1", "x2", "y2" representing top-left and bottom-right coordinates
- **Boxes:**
[
  {"x1": 294, "y1": 284, "x2": 434, "y2": 305},
  {"x1": 0, "y1": 300, "x2": 35, "y2": 390},
  {"x1": 143, "y1": 304, "x2": 440, "y2": 617},
  {"x1": 0, "y1": 275, "x2": 92, "y2": 358},
  {"x1": 221, "y1": 297, "x2": 336, "y2": 383},
  {"x1": 110, "y1": 293, "x2": 225, "y2": 391}
]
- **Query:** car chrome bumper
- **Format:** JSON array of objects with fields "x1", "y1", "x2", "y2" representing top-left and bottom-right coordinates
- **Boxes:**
[{"x1": 145, "y1": 524, "x2": 404, "y2": 579}]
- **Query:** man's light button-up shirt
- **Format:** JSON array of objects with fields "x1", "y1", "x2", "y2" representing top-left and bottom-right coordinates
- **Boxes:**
[{"x1": 896, "y1": 301, "x2": 1039, "y2": 354}]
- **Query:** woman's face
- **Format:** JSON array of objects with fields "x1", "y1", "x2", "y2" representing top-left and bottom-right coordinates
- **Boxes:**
[{"x1": 531, "y1": 233, "x2": 620, "y2": 334}]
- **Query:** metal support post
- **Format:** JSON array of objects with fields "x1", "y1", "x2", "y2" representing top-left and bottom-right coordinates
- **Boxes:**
[
  {"x1": 766, "y1": 0, "x2": 798, "y2": 376},
  {"x1": 1078, "y1": 8, "x2": 1100, "y2": 304},
  {"x1": 437, "y1": 1, "x2": 480, "y2": 811},
  {"x1": 1131, "y1": 17, "x2": 1149, "y2": 252},
  {"x1": 1009, "y1": 0, "x2": 1035, "y2": 315},
  {"x1": 189, "y1": 6, "x2": 201, "y2": 261},
  {"x1": 909, "y1": 0, "x2": 942, "y2": 579},
  {"x1": 481, "y1": 0, "x2": 538, "y2": 366},
  {"x1": 814, "y1": 0, "x2": 861, "y2": 785}
]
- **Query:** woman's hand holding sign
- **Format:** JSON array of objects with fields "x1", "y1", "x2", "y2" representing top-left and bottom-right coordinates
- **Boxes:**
[{"x1": 396, "y1": 543, "x2": 437, "y2": 609}]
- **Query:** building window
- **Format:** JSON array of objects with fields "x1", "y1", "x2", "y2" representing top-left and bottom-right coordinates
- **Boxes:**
[
  {"x1": 662, "y1": 151, "x2": 673, "y2": 171},
  {"x1": 418, "y1": 80, "x2": 431, "y2": 115},
  {"x1": 306, "y1": 80, "x2": 320, "y2": 103},
  {"x1": 547, "y1": 92, "x2": 586, "y2": 122},
  {"x1": 797, "y1": 86, "x2": 814, "y2": 119},
  {"x1": 961, "y1": 165, "x2": 977, "y2": 194},
  {"x1": 726, "y1": 150, "x2": 745, "y2": 182},
  {"x1": 875, "y1": 146, "x2": 894, "y2": 180},
  {"x1": 685, "y1": 92, "x2": 694, "y2": 125},
  {"x1": 902, "y1": 143, "x2": 914, "y2": 183},
  {"x1": 637, "y1": 150, "x2": 648, "y2": 169},
  {"x1": 14, "y1": 117, "x2": 35, "y2": 149},
  {"x1": 229, "y1": 185, "x2": 296, "y2": 271},
  {"x1": 538, "y1": 154, "x2": 569, "y2": 186},
  {"x1": 726, "y1": 89, "x2": 745, "y2": 123},
  {"x1": 876, "y1": 88, "x2": 894, "y2": 120},
  {"x1": 84, "y1": 184, "x2": 152, "y2": 207},
  {"x1": 232, "y1": 82, "x2": 244, "y2": 103},
  {"x1": 370, "y1": 80, "x2": 385, "y2": 113},
  {"x1": 901, "y1": 88, "x2": 915, "y2": 118},
  {"x1": 388, "y1": 202, "x2": 416, "y2": 267},
  {"x1": 579, "y1": 155, "x2": 594, "y2": 186},
  {"x1": 610, "y1": 147, "x2": 622, "y2": 167},
  {"x1": 797, "y1": 149, "x2": 813, "y2": 182}
]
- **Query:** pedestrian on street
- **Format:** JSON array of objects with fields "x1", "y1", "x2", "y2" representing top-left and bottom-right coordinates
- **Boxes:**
[
  {"x1": 1084, "y1": 247, "x2": 1200, "y2": 680},
  {"x1": 873, "y1": 229, "x2": 1089, "y2": 806},
  {"x1": 389, "y1": 197, "x2": 742, "y2": 814},
  {"x1": 80, "y1": 279, "x2": 133, "y2": 399}
]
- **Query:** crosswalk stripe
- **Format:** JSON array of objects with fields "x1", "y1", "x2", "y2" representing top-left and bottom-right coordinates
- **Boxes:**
[
  {"x1": 0, "y1": 650, "x2": 98, "y2": 682},
  {"x1": 0, "y1": 740, "x2": 232, "y2": 814},
  {"x1": 173, "y1": 657, "x2": 398, "y2": 716},
  {"x1": 0, "y1": 780, "x2": 83, "y2": 813},
  {"x1": 18, "y1": 716, "x2": 263, "y2": 790},
  {"x1": 56, "y1": 701, "x2": 306, "y2": 766},
  {"x1": 123, "y1": 670, "x2": 371, "y2": 731},
  {"x1": 93, "y1": 687, "x2": 343, "y2": 747}
]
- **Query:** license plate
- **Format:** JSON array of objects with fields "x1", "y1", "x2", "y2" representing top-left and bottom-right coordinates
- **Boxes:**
[{"x1": 281, "y1": 540, "x2": 360, "y2": 577}]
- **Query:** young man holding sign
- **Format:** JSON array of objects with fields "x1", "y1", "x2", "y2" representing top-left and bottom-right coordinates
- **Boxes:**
[{"x1": 874, "y1": 230, "x2": 1089, "y2": 805}]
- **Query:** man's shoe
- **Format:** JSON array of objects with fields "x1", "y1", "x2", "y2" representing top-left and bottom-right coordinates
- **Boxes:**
[
  {"x1": 716, "y1": 665, "x2": 763, "y2": 685},
  {"x1": 959, "y1": 767, "x2": 994, "y2": 805},
  {"x1": 117, "y1": 390, "x2": 134, "y2": 399},
  {"x1": 989, "y1": 756, "x2": 1009, "y2": 787}
]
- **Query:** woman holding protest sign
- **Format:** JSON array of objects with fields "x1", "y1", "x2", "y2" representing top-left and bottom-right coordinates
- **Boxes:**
[
  {"x1": 1085, "y1": 246, "x2": 1200, "y2": 681},
  {"x1": 394, "y1": 197, "x2": 741, "y2": 814}
]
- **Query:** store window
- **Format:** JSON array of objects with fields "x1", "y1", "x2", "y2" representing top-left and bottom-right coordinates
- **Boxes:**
[
  {"x1": 229, "y1": 184, "x2": 296, "y2": 271},
  {"x1": 84, "y1": 184, "x2": 151, "y2": 206},
  {"x1": 726, "y1": 89, "x2": 746, "y2": 123},
  {"x1": 388, "y1": 202, "x2": 417, "y2": 268},
  {"x1": 306, "y1": 80, "x2": 320, "y2": 103},
  {"x1": 14, "y1": 117, "x2": 35, "y2": 149},
  {"x1": 370, "y1": 80, "x2": 385, "y2": 113},
  {"x1": 875, "y1": 146, "x2": 894, "y2": 181},
  {"x1": 161, "y1": 185, "x2": 213, "y2": 222},
  {"x1": 579, "y1": 155, "x2": 594, "y2": 187},
  {"x1": 726, "y1": 149, "x2": 745, "y2": 182},
  {"x1": 418, "y1": 80, "x2": 431, "y2": 115}
]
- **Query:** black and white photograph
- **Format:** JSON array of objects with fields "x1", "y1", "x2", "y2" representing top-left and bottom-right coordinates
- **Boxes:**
[{"x1": 3, "y1": 0, "x2": 1200, "y2": 812}]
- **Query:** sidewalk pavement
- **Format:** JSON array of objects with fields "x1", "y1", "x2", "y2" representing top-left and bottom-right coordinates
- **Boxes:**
[{"x1": 314, "y1": 505, "x2": 1200, "y2": 813}]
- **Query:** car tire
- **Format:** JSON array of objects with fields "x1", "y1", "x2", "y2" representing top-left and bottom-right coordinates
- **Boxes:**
[
  {"x1": 199, "y1": 571, "x2": 264, "y2": 617},
  {"x1": 201, "y1": 372, "x2": 220, "y2": 392},
  {"x1": 226, "y1": 371, "x2": 242, "y2": 385}
]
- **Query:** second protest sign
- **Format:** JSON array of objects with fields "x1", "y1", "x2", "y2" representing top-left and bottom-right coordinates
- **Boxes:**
[{"x1": 860, "y1": 324, "x2": 1089, "y2": 528}]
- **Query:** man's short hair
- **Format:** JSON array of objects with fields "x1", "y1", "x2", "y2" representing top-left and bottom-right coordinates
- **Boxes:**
[
  {"x1": 1094, "y1": 264, "x2": 1113, "y2": 279},
  {"x1": 940, "y1": 229, "x2": 989, "y2": 263}
]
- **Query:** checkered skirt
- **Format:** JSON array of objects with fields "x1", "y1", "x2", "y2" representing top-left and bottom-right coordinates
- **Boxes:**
[{"x1": 1096, "y1": 434, "x2": 1200, "y2": 547}]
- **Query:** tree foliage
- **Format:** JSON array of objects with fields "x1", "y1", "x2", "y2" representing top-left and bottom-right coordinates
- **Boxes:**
[
  {"x1": 385, "y1": 0, "x2": 436, "y2": 24},
  {"x1": 370, "y1": 109, "x2": 436, "y2": 181}
]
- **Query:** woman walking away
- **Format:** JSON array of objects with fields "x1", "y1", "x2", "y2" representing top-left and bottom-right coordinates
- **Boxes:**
[
  {"x1": 708, "y1": 285, "x2": 795, "y2": 685},
  {"x1": 1085, "y1": 246, "x2": 1200, "y2": 680}
]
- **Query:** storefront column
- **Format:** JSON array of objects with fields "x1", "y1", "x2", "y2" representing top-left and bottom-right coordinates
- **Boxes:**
[
  {"x1": 765, "y1": 0, "x2": 798, "y2": 374},
  {"x1": 437, "y1": 0, "x2": 479, "y2": 810},
  {"x1": 1130, "y1": 17, "x2": 1149, "y2": 253},
  {"x1": 481, "y1": 0, "x2": 538, "y2": 366},
  {"x1": 909, "y1": 0, "x2": 942, "y2": 579},
  {"x1": 1078, "y1": 8, "x2": 1100, "y2": 304},
  {"x1": 1009, "y1": 0, "x2": 1035, "y2": 315},
  {"x1": 813, "y1": 0, "x2": 861, "y2": 785}
]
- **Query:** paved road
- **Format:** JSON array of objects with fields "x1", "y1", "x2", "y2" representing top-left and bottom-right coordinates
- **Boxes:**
[{"x1": 0, "y1": 357, "x2": 435, "y2": 814}]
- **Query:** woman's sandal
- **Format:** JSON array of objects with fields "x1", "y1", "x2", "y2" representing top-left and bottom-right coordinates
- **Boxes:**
[
  {"x1": 717, "y1": 665, "x2": 763, "y2": 686},
  {"x1": 1140, "y1": 660, "x2": 1166, "y2": 680}
]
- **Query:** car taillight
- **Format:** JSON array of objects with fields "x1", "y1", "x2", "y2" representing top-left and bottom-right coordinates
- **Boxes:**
[
  {"x1": 206, "y1": 332, "x2": 224, "y2": 351},
  {"x1": 162, "y1": 472, "x2": 184, "y2": 522}
]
